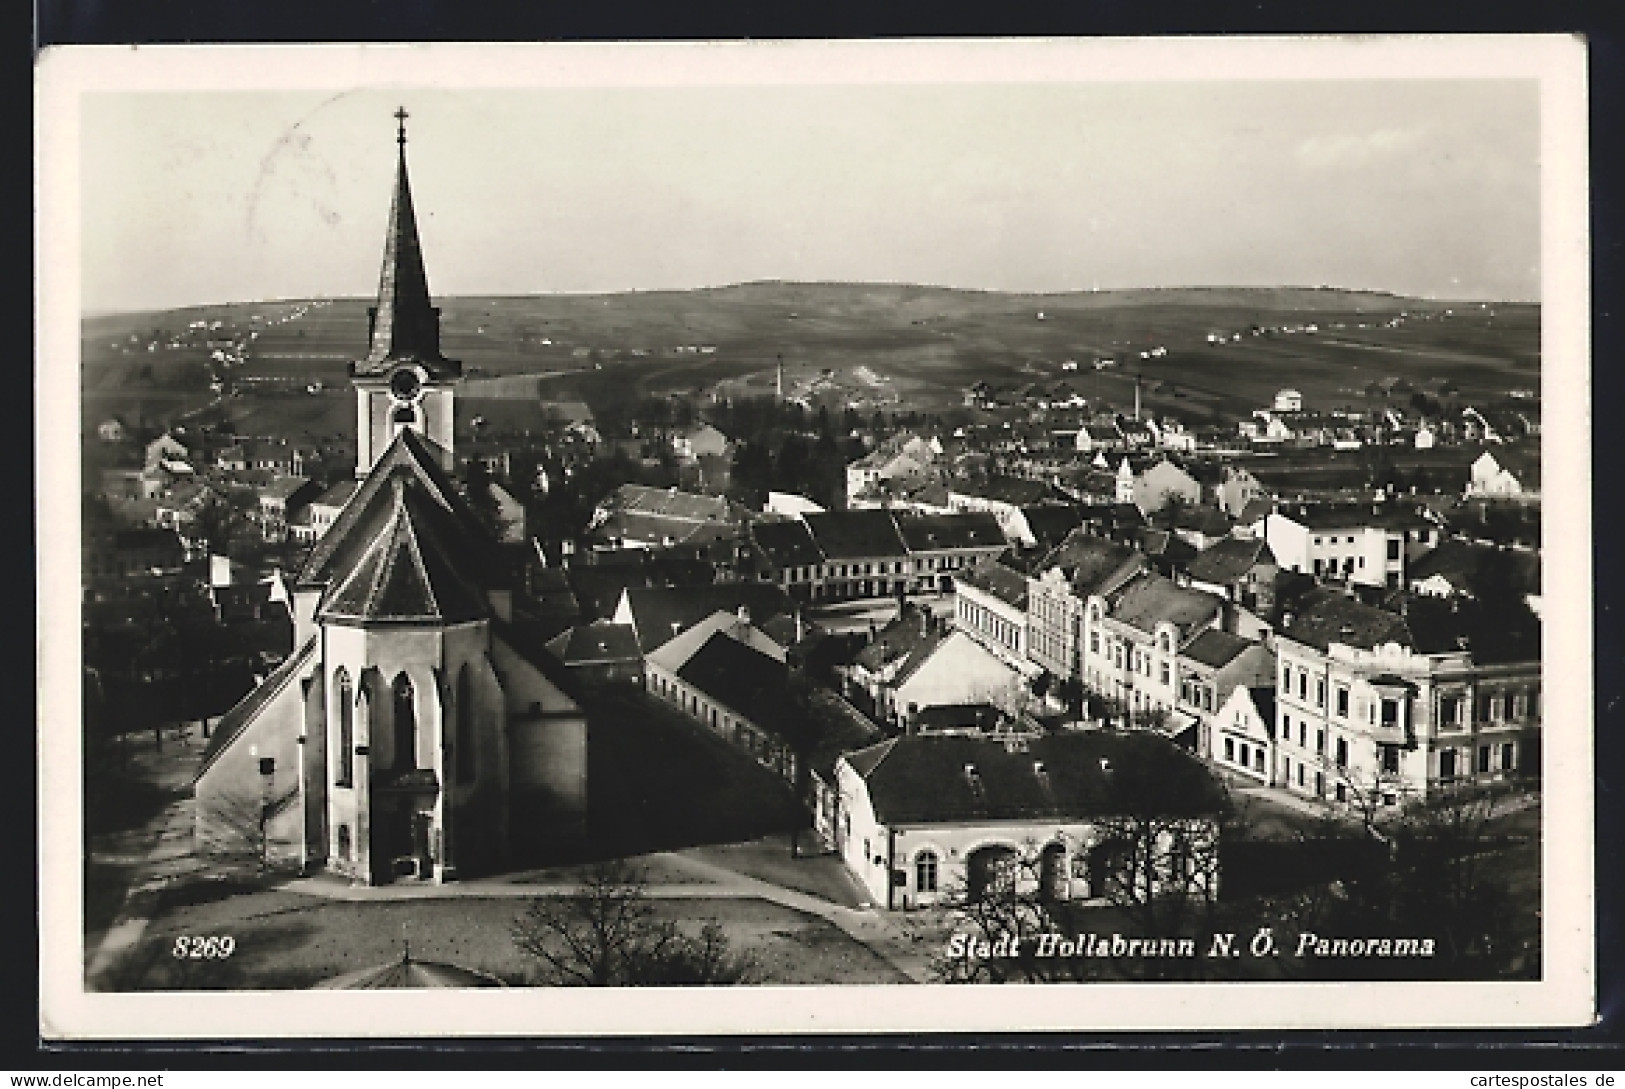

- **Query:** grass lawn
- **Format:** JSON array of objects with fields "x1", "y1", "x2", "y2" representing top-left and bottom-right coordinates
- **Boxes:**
[{"x1": 116, "y1": 886, "x2": 908, "y2": 989}]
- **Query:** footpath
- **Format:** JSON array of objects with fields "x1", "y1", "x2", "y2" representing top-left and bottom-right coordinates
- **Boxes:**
[
  {"x1": 84, "y1": 727, "x2": 208, "y2": 991},
  {"x1": 284, "y1": 848, "x2": 942, "y2": 984}
]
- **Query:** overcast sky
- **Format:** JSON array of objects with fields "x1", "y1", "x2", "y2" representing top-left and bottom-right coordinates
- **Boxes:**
[{"x1": 79, "y1": 79, "x2": 1540, "y2": 313}]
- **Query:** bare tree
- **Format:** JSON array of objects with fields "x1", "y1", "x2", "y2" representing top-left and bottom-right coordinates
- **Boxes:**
[{"x1": 511, "y1": 860, "x2": 758, "y2": 986}]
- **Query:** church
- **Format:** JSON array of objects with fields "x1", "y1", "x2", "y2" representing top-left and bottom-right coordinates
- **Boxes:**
[{"x1": 194, "y1": 112, "x2": 589, "y2": 884}]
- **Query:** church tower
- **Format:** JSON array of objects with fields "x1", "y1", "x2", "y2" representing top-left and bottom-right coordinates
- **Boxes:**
[{"x1": 350, "y1": 108, "x2": 462, "y2": 478}]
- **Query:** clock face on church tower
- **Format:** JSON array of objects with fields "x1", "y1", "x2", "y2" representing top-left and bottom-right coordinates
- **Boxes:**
[{"x1": 388, "y1": 366, "x2": 424, "y2": 403}]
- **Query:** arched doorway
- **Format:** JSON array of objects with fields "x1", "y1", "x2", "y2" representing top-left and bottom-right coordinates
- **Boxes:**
[{"x1": 966, "y1": 843, "x2": 1018, "y2": 902}]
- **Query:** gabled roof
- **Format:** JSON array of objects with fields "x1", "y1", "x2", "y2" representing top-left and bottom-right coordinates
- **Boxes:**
[
  {"x1": 196, "y1": 635, "x2": 317, "y2": 780},
  {"x1": 674, "y1": 631, "x2": 791, "y2": 732},
  {"x1": 545, "y1": 620, "x2": 642, "y2": 665},
  {"x1": 959, "y1": 556, "x2": 1029, "y2": 610},
  {"x1": 1040, "y1": 530, "x2": 1145, "y2": 597},
  {"x1": 750, "y1": 518, "x2": 824, "y2": 570},
  {"x1": 845, "y1": 731, "x2": 1224, "y2": 826},
  {"x1": 1169, "y1": 505, "x2": 1234, "y2": 537},
  {"x1": 1018, "y1": 505, "x2": 1087, "y2": 549},
  {"x1": 318, "y1": 476, "x2": 491, "y2": 624},
  {"x1": 852, "y1": 607, "x2": 941, "y2": 674},
  {"x1": 893, "y1": 511, "x2": 1005, "y2": 552},
  {"x1": 623, "y1": 583, "x2": 794, "y2": 653},
  {"x1": 298, "y1": 428, "x2": 489, "y2": 590},
  {"x1": 1187, "y1": 536, "x2": 1277, "y2": 585},
  {"x1": 948, "y1": 475, "x2": 1056, "y2": 506},
  {"x1": 1179, "y1": 628, "x2": 1255, "y2": 670},
  {"x1": 803, "y1": 509, "x2": 909, "y2": 559}
]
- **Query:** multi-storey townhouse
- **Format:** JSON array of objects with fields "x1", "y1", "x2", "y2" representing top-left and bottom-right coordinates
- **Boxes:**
[{"x1": 1272, "y1": 586, "x2": 1540, "y2": 806}]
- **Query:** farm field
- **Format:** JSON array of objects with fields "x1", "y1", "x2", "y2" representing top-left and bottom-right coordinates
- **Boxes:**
[{"x1": 80, "y1": 283, "x2": 1538, "y2": 438}]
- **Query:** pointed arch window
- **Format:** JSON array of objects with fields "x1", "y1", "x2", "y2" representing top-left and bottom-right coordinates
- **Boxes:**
[
  {"x1": 455, "y1": 666, "x2": 475, "y2": 785},
  {"x1": 334, "y1": 668, "x2": 354, "y2": 787},
  {"x1": 392, "y1": 672, "x2": 417, "y2": 771}
]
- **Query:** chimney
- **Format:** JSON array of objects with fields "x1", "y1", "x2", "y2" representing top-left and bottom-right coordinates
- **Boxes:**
[
  {"x1": 736, "y1": 605, "x2": 751, "y2": 627},
  {"x1": 920, "y1": 609, "x2": 930, "y2": 636},
  {"x1": 794, "y1": 608, "x2": 806, "y2": 644}
]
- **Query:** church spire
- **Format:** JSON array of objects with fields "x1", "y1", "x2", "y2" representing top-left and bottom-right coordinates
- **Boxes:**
[{"x1": 353, "y1": 108, "x2": 459, "y2": 379}]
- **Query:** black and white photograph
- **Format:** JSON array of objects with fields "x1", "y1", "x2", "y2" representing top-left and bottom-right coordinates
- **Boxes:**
[{"x1": 37, "y1": 37, "x2": 1593, "y2": 1037}]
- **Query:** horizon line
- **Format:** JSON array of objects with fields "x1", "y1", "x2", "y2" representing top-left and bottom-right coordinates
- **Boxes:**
[{"x1": 81, "y1": 279, "x2": 1541, "y2": 319}]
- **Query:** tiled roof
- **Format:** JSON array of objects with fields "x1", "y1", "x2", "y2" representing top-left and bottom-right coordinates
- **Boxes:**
[
  {"x1": 750, "y1": 518, "x2": 823, "y2": 570},
  {"x1": 1108, "y1": 571, "x2": 1222, "y2": 638},
  {"x1": 949, "y1": 475, "x2": 1056, "y2": 506},
  {"x1": 893, "y1": 511, "x2": 1005, "y2": 552},
  {"x1": 298, "y1": 428, "x2": 488, "y2": 590},
  {"x1": 1407, "y1": 538, "x2": 1540, "y2": 594},
  {"x1": 911, "y1": 703, "x2": 1007, "y2": 733},
  {"x1": 847, "y1": 731, "x2": 1225, "y2": 826},
  {"x1": 1279, "y1": 586, "x2": 1414, "y2": 652},
  {"x1": 1187, "y1": 536, "x2": 1276, "y2": 585},
  {"x1": 1018, "y1": 505, "x2": 1087, "y2": 548},
  {"x1": 1180, "y1": 628, "x2": 1255, "y2": 670},
  {"x1": 622, "y1": 583, "x2": 793, "y2": 652},
  {"x1": 803, "y1": 509, "x2": 909, "y2": 559},
  {"x1": 675, "y1": 630, "x2": 791, "y2": 733},
  {"x1": 545, "y1": 620, "x2": 642, "y2": 665},
  {"x1": 1040, "y1": 531, "x2": 1145, "y2": 597},
  {"x1": 1170, "y1": 505, "x2": 1234, "y2": 537},
  {"x1": 1274, "y1": 503, "x2": 1434, "y2": 532},
  {"x1": 318, "y1": 476, "x2": 491, "y2": 624},
  {"x1": 853, "y1": 607, "x2": 941, "y2": 673},
  {"x1": 959, "y1": 556, "x2": 1029, "y2": 609}
]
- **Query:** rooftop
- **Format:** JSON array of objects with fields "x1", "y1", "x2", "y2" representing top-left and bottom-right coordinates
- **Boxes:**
[
  {"x1": 846, "y1": 731, "x2": 1226, "y2": 826},
  {"x1": 1187, "y1": 536, "x2": 1277, "y2": 586},
  {"x1": 1108, "y1": 571, "x2": 1223, "y2": 638},
  {"x1": 803, "y1": 509, "x2": 909, "y2": 559}
]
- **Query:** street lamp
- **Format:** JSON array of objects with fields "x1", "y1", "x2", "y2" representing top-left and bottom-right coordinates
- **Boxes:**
[{"x1": 255, "y1": 751, "x2": 276, "y2": 872}]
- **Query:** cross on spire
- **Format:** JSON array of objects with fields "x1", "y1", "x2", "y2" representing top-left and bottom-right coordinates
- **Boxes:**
[{"x1": 395, "y1": 107, "x2": 409, "y2": 148}]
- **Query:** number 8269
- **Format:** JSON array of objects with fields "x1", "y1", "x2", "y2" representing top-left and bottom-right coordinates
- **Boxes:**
[{"x1": 172, "y1": 935, "x2": 235, "y2": 959}]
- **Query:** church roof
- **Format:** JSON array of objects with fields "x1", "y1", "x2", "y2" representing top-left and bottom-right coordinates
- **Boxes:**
[
  {"x1": 351, "y1": 117, "x2": 460, "y2": 380},
  {"x1": 196, "y1": 635, "x2": 318, "y2": 780},
  {"x1": 297, "y1": 428, "x2": 491, "y2": 591},
  {"x1": 318, "y1": 474, "x2": 491, "y2": 624}
]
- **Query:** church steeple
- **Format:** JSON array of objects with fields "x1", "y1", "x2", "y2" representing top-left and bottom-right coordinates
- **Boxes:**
[
  {"x1": 353, "y1": 108, "x2": 460, "y2": 380},
  {"x1": 352, "y1": 109, "x2": 462, "y2": 477}
]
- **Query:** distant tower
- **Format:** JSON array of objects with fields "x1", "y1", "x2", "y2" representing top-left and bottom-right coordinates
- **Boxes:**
[
  {"x1": 776, "y1": 355, "x2": 785, "y2": 400},
  {"x1": 1133, "y1": 374, "x2": 1143, "y2": 422},
  {"x1": 350, "y1": 108, "x2": 463, "y2": 477}
]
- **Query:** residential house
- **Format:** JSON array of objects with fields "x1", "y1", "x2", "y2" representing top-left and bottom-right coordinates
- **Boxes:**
[
  {"x1": 255, "y1": 476, "x2": 320, "y2": 543},
  {"x1": 765, "y1": 491, "x2": 825, "y2": 518},
  {"x1": 144, "y1": 431, "x2": 190, "y2": 471},
  {"x1": 1185, "y1": 536, "x2": 1279, "y2": 632},
  {"x1": 855, "y1": 626, "x2": 1026, "y2": 729},
  {"x1": 955, "y1": 555, "x2": 1031, "y2": 667},
  {"x1": 1074, "y1": 422, "x2": 1125, "y2": 455},
  {"x1": 1217, "y1": 466, "x2": 1268, "y2": 518},
  {"x1": 96, "y1": 417, "x2": 128, "y2": 443},
  {"x1": 1024, "y1": 531, "x2": 1147, "y2": 683},
  {"x1": 1164, "y1": 505, "x2": 1236, "y2": 552},
  {"x1": 1466, "y1": 448, "x2": 1541, "y2": 502},
  {"x1": 1273, "y1": 389, "x2": 1304, "y2": 413},
  {"x1": 1132, "y1": 458, "x2": 1203, "y2": 516},
  {"x1": 671, "y1": 422, "x2": 732, "y2": 464},
  {"x1": 588, "y1": 483, "x2": 746, "y2": 550},
  {"x1": 1173, "y1": 629, "x2": 1276, "y2": 762},
  {"x1": 288, "y1": 479, "x2": 361, "y2": 544},
  {"x1": 1081, "y1": 568, "x2": 1225, "y2": 719},
  {"x1": 612, "y1": 583, "x2": 795, "y2": 655},
  {"x1": 1273, "y1": 587, "x2": 1540, "y2": 804},
  {"x1": 946, "y1": 476, "x2": 1061, "y2": 539},
  {"x1": 892, "y1": 511, "x2": 1008, "y2": 593},
  {"x1": 1265, "y1": 504, "x2": 1440, "y2": 591},
  {"x1": 1211, "y1": 686, "x2": 1278, "y2": 784},
  {"x1": 645, "y1": 610, "x2": 800, "y2": 787},
  {"x1": 834, "y1": 731, "x2": 1225, "y2": 909},
  {"x1": 1005, "y1": 505, "x2": 1088, "y2": 552},
  {"x1": 844, "y1": 433, "x2": 938, "y2": 504}
]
